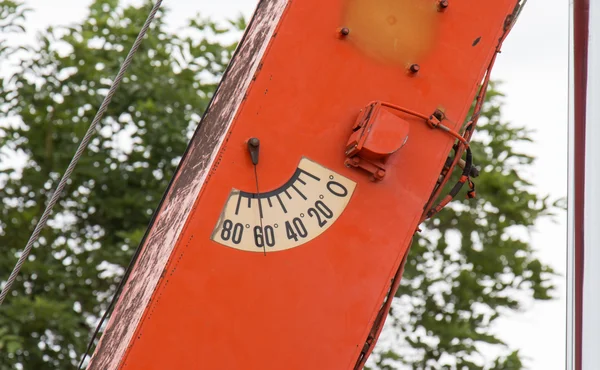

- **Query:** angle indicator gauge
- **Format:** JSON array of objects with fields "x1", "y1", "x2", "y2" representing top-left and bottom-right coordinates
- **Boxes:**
[{"x1": 211, "y1": 157, "x2": 356, "y2": 252}]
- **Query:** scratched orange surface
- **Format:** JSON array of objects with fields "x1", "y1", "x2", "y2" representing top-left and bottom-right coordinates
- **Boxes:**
[{"x1": 120, "y1": 1, "x2": 517, "y2": 368}]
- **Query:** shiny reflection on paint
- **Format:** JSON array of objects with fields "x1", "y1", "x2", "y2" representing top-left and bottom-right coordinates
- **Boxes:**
[{"x1": 343, "y1": 0, "x2": 438, "y2": 65}]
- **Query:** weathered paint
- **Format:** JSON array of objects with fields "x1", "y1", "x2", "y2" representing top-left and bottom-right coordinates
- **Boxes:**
[
  {"x1": 89, "y1": 0, "x2": 519, "y2": 369},
  {"x1": 87, "y1": 1, "x2": 289, "y2": 368}
]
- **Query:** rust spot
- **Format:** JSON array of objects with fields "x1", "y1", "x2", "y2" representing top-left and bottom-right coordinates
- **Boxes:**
[{"x1": 472, "y1": 36, "x2": 481, "y2": 46}]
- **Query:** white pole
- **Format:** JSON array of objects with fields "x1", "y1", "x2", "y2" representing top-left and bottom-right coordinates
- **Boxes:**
[
  {"x1": 582, "y1": 1, "x2": 600, "y2": 368},
  {"x1": 566, "y1": 0, "x2": 575, "y2": 366},
  {"x1": 568, "y1": 0, "x2": 600, "y2": 369}
]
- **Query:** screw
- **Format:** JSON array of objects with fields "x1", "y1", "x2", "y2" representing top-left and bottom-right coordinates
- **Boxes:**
[
  {"x1": 439, "y1": 0, "x2": 449, "y2": 10},
  {"x1": 249, "y1": 137, "x2": 260, "y2": 147},
  {"x1": 409, "y1": 64, "x2": 420, "y2": 73},
  {"x1": 340, "y1": 27, "x2": 350, "y2": 36}
]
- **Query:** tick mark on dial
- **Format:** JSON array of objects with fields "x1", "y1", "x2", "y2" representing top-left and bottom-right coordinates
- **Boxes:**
[
  {"x1": 211, "y1": 157, "x2": 357, "y2": 253},
  {"x1": 301, "y1": 169, "x2": 320, "y2": 182},
  {"x1": 291, "y1": 184, "x2": 307, "y2": 200},
  {"x1": 235, "y1": 194, "x2": 242, "y2": 215},
  {"x1": 258, "y1": 198, "x2": 264, "y2": 219},
  {"x1": 276, "y1": 194, "x2": 287, "y2": 213}
]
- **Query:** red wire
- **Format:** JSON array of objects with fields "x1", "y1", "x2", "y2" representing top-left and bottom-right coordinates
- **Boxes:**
[
  {"x1": 354, "y1": 252, "x2": 408, "y2": 370},
  {"x1": 420, "y1": 50, "x2": 499, "y2": 223},
  {"x1": 380, "y1": 102, "x2": 469, "y2": 147},
  {"x1": 354, "y1": 15, "x2": 516, "y2": 366},
  {"x1": 380, "y1": 102, "x2": 430, "y2": 121}
]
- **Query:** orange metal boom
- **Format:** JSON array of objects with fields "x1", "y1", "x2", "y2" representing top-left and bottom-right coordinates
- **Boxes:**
[{"x1": 88, "y1": 1, "x2": 521, "y2": 369}]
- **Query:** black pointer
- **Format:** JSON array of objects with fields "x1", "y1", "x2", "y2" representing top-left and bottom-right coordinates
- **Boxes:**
[{"x1": 248, "y1": 138, "x2": 266, "y2": 256}]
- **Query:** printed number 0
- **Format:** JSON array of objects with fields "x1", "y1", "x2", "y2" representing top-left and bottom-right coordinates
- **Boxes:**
[{"x1": 327, "y1": 181, "x2": 348, "y2": 197}]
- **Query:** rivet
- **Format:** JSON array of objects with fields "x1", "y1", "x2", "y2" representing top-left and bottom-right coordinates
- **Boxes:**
[
  {"x1": 340, "y1": 27, "x2": 350, "y2": 36},
  {"x1": 409, "y1": 64, "x2": 420, "y2": 73},
  {"x1": 438, "y1": 0, "x2": 449, "y2": 10}
]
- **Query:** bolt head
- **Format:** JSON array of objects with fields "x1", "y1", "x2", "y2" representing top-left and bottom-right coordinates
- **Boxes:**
[
  {"x1": 433, "y1": 109, "x2": 444, "y2": 120},
  {"x1": 439, "y1": 0, "x2": 449, "y2": 9},
  {"x1": 340, "y1": 27, "x2": 350, "y2": 36},
  {"x1": 409, "y1": 64, "x2": 420, "y2": 73},
  {"x1": 249, "y1": 138, "x2": 260, "y2": 147}
]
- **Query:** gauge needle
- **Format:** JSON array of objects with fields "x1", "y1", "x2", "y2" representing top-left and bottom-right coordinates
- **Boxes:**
[
  {"x1": 248, "y1": 138, "x2": 266, "y2": 256},
  {"x1": 253, "y1": 166, "x2": 266, "y2": 256}
]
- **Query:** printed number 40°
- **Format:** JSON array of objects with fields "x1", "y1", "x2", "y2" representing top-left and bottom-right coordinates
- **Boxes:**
[{"x1": 285, "y1": 218, "x2": 308, "y2": 241}]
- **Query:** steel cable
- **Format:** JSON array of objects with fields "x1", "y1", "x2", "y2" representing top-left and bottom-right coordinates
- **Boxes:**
[{"x1": 0, "y1": 0, "x2": 163, "y2": 307}]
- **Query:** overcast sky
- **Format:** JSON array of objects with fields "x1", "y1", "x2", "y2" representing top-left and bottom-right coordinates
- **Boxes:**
[{"x1": 6, "y1": 0, "x2": 568, "y2": 368}]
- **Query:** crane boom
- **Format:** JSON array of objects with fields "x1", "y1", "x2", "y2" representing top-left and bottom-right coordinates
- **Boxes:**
[{"x1": 88, "y1": 1, "x2": 522, "y2": 368}]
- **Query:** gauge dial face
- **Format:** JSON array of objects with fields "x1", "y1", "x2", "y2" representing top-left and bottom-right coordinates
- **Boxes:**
[{"x1": 211, "y1": 157, "x2": 356, "y2": 252}]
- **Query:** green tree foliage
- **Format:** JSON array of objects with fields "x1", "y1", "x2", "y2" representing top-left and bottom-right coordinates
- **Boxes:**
[
  {"x1": 368, "y1": 85, "x2": 555, "y2": 369},
  {"x1": 0, "y1": 1, "x2": 241, "y2": 368},
  {"x1": 0, "y1": 1, "x2": 554, "y2": 369},
  {"x1": 0, "y1": 0, "x2": 29, "y2": 359}
]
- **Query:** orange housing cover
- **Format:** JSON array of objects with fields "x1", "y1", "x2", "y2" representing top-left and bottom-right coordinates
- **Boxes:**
[{"x1": 88, "y1": 1, "x2": 519, "y2": 369}]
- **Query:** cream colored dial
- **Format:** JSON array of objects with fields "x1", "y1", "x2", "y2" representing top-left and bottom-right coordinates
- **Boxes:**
[{"x1": 211, "y1": 157, "x2": 356, "y2": 252}]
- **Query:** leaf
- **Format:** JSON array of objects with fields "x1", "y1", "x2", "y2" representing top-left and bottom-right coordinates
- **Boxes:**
[{"x1": 0, "y1": 1, "x2": 239, "y2": 368}]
